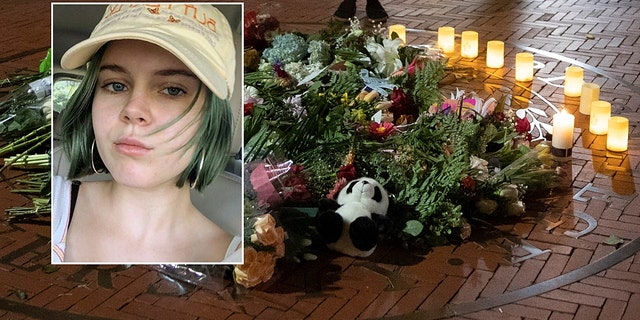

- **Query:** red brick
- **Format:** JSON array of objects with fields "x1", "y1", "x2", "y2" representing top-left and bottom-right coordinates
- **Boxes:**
[
  {"x1": 498, "y1": 303, "x2": 552, "y2": 320},
  {"x1": 541, "y1": 289, "x2": 605, "y2": 307},
  {"x1": 536, "y1": 253, "x2": 569, "y2": 283},
  {"x1": 154, "y1": 296, "x2": 233, "y2": 320},
  {"x1": 359, "y1": 289, "x2": 406, "y2": 319},
  {"x1": 387, "y1": 282, "x2": 437, "y2": 317},
  {"x1": 289, "y1": 300, "x2": 318, "y2": 316},
  {"x1": 568, "y1": 282, "x2": 631, "y2": 301},
  {"x1": 464, "y1": 309, "x2": 522, "y2": 320},
  {"x1": 419, "y1": 275, "x2": 466, "y2": 310},
  {"x1": 605, "y1": 268, "x2": 640, "y2": 284},
  {"x1": 622, "y1": 293, "x2": 640, "y2": 320},
  {"x1": 480, "y1": 265, "x2": 518, "y2": 297},
  {"x1": 87, "y1": 305, "x2": 147, "y2": 320},
  {"x1": 549, "y1": 311, "x2": 574, "y2": 320},
  {"x1": 333, "y1": 290, "x2": 377, "y2": 319},
  {"x1": 100, "y1": 271, "x2": 159, "y2": 310},
  {"x1": 26, "y1": 285, "x2": 69, "y2": 307},
  {"x1": 601, "y1": 299, "x2": 627, "y2": 320},
  {"x1": 307, "y1": 296, "x2": 347, "y2": 320},
  {"x1": 507, "y1": 259, "x2": 545, "y2": 291},
  {"x1": 451, "y1": 269, "x2": 493, "y2": 303},
  {"x1": 574, "y1": 305, "x2": 601, "y2": 320},
  {"x1": 255, "y1": 307, "x2": 286, "y2": 319},
  {"x1": 120, "y1": 300, "x2": 197, "y2": 320},
  {"x1": 564, "y1": 248, "x2": 594, "y2": 273},
  {"x1": 67, "y1": 288, "x2": 116, "y2": 314},
  {"x1": 581, "y1": 275, "x2": 640, "y2": 293},
  {"x1": 518, "y1": 296, "x2": 578, "y2": 314}
]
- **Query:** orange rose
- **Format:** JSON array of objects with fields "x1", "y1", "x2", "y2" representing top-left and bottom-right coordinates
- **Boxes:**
[
  {"x1": 233, "y1": 247, "x2": 277, "y2": 288},
  {"x1": 251, "y1": 214, "x2": 285, "y2": 248}
]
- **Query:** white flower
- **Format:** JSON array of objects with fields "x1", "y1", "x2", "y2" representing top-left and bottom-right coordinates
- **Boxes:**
[
  {"x1": 366, "y1": 38, "x2": 403, "y2": 77},
  {"x1": 470, "y1": 155, "x2": 489, "y2": 181},
  {"x1": 244, "y1": 85, "x2": 263, "y2": 105}
]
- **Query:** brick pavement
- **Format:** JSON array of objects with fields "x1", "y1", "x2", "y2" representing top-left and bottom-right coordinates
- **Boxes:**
[{"x1": 1, "y1": 0, "x2": 640, "y2": 319}]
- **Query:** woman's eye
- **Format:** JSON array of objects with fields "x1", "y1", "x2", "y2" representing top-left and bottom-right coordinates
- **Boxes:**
[
  {"x1": 103, "y1": 82, "x2": 127, "y2": 92},
  {"x1": 162, "y1": 87, "x2": 186, "y2": 96}
]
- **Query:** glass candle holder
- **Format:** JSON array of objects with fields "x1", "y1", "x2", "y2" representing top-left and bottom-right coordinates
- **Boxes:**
[
  {"x1": 437, "y1": 26, "x2": 455, "y2": 54},
  {"x1": 564, "y1": 66, "x2": 584, "y2": 97},
  {"x1": 461, "y1": 31, "x2": 478, "y2": 58},
  {"x1": 579, "y1": 83, "x2": 600, "y2": 115},
  {"x1": 486, "y1": 40, "x2": 504, "y2": 68},
  {"x1": 589, "y1": 100, "x2": 611, "y2": 135},
  {"x1": 607, "y1": 117, "x2": 629, "y2": 152},
  {"x1": 515, "y1": 52, "x2": 534, "y2": 82},
  {"x1": 552, "y1": 109, "x2": 575, "y2": 154},
  {"x1": 388, "y1": 24, "x2": 406, "y2": 44}
]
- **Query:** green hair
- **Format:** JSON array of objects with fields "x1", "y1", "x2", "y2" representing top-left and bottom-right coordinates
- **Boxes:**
[{"x1": 60, "y1": 46, "x2": 233, "y2": 192}]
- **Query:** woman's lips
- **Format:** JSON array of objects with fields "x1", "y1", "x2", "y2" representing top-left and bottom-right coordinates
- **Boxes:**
[{"x1": 114, "y1": 137, "x2": 151, "y2": 156}]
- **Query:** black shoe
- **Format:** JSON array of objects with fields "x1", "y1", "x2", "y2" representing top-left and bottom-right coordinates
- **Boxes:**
[
  {"x1": 366, "y1": 0, "x2": 388, "y2": 23},
  {"x1": 333, "y1": 0, "x2": 356, "y2": 21}
]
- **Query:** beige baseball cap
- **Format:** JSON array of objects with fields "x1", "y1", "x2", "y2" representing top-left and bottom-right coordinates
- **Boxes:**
[{"x1": 61, "y1": 3, "x2": 236, "y2": 101}]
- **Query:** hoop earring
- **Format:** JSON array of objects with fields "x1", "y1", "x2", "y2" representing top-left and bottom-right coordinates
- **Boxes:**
[
  {"x1": 91, "y1": 139, "x2": 104, "y2": 174},
  {"x1": 190, "y1": 152, "x2": 205, "y2": 189}
]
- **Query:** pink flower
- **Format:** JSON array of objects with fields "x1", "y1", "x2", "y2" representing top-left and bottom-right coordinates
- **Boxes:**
[
  {"x1": 389, "y1": 87, "x2": 418, "y2": 123},
  {"x1": 327, "y1": 177, "x2": 347, "y2": 199},
  {"x1": 369, "y1": 121, "x2": 397, "y2": 140}
]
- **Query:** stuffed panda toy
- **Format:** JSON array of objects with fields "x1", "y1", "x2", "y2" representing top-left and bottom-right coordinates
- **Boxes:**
[{"x1": 316, "y1": 177, "x2": 389, "y2": 257}]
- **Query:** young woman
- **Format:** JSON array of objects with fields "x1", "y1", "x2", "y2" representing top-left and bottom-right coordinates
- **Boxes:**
[{"x1": 51, "y1": 4, "x2": 242, "y2": 263}]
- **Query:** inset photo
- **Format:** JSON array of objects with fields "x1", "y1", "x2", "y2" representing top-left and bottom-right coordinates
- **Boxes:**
[{"x1": 51, "y1": 3, "x2": 243, "y2": 264}]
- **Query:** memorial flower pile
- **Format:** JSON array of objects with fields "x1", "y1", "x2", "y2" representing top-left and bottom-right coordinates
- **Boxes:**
[{"x1": 242, "y1": 12, "x2": 558, "y2": 277}]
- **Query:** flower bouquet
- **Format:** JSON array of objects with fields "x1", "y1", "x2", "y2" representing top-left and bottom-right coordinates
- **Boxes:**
[{"x1": 243, "y1": 16, "x2": 558, "y2": 261}]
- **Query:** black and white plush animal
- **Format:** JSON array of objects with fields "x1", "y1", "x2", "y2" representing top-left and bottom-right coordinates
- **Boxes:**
[{"x1": 316, "y1": 177, "x2": 389, "y2": 257}]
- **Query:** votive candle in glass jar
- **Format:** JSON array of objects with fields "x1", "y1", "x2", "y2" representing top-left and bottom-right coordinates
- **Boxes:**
[
  {"x1": 515, "y1": 52, "x2": 534, "y2": 82},
  {"x1": 579, "y1": 83, "x2": 600, "y2": 115},
  {"x1": 606, "y1": 117, "x2": 629, "y2": 152},
  {"x1": 388, "y1": 24, "x2": 406, "y2": 44},
  {"x1": 589, "y1": 100, "x2": 611, "y2": 135},
  {"x1": 486, "y1": 40, "x2": 504, "y2": 68},
  {"x1": 461, "y1": 31, "x2": 478, "y2": 58},
  {"x1": 438, "y1": 26, "x2": 455, "y2": 54},
  {"x1": 552, "y1": 109, "x2": 575, "y2": 151},
  {"x1": 564, "y1": 66, "x2": 584, "y2": 97}
]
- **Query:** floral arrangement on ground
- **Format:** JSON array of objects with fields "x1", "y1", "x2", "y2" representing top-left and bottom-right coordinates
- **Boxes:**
[{"x1": 237, "y1": 13, "x2": 560, "y2": 288}]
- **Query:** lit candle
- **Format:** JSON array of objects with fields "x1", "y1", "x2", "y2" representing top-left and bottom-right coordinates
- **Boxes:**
[
  {"x1": 607, "y1": 117, "x2": 629, "y2": 152},
  {"x1": 515, "y1": 52, "x2": 534, "y2": 82},
  {"x1": 388, "y1": 24, "x2": 406, "y2": 44},
  {"x1": 589, "y1": 100, "x2": 611, "y2": 135},
  {"x1": 438, "y1": 26, "x2": 455, "y2": 54},
  {"x1": 552, "y1": 109, "x2": 575, "y2": 155},
  {"x1": 579, "y1": 83, "x2": 600, "y2": 115},
  {"x1": 461, "y1": 31, "x2": 478, "y2": 58},
  {"x1": 486, "y1": 40, "x2": 504, "y2": 68},
  {"x1": 564, "y1": 66, "x2": 584, "y2": 97}
]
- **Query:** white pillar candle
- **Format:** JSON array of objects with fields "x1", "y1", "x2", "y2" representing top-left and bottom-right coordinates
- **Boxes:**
[
  {"x1": 515, "y1": 52, "x2": 534, "y2": 82},
  {"x1": 552, "y1": 109, "x2": 575, "y2": 150},
  {"x1": 438, "y1": 26, "x2": 455, "y2": 54},
  {"x1": 579, "y1": 83, "x2": 600, "y2": 115},
  {"x1": 486, "y1": 40, "x2": 504, "y2": 68},
  {"x1": 564, "y1": 66, "x2": 584, "y2": 97},
  {"x1": 607, "y1": 117, "x2": 629, "y2": 152},
  {"x1": 589, "y1": 101, "x2": 611, "y2": 135},
  {"x1": 461, "y1": 31, "x2": 478, "y2": 58},
  {"x1": 388, "y1": 24, "x2": 406, "y2": 44}
]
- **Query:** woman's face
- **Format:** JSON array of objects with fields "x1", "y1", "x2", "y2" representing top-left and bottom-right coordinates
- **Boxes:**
[{"x1": 92, "y1": 39, "x2": 205, "y2": 189}]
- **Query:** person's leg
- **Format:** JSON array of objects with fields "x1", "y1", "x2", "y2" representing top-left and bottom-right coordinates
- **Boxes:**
[
  {"x1": 366, "y1": 0, "x2": 388, "y2": 23},
  {"x1": 333, "y1": 0, "x2": 357, "y2": 21}
]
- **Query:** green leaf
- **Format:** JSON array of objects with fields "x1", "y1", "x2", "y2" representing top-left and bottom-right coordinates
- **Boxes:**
[
  {"x1": 39, "y1": 48, "x2": 52, "y2": 75},
  {"x1": 403, "y1": 220, "x2": 424, "y2": 236},
  {"x1": 604, "y1": 235, "x2": 624, "y2": 246}
]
